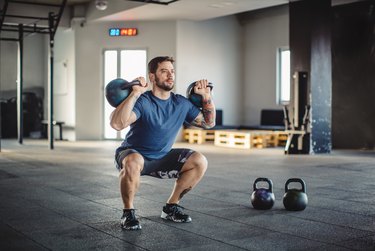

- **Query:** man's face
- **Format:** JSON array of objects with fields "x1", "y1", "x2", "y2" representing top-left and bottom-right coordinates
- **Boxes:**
[{"x1": 153, "y1": 61, "x2": 175, "y2": 91}]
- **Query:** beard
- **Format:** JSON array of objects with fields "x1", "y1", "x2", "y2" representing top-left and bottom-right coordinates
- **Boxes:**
[{"x1": 155, "y1": 75, "x2": 174, "y2": 91}]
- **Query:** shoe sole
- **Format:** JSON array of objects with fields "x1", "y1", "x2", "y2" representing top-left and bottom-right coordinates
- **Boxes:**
[
  {"x1": 121, "y1": 224, "x2": 142, "y2": 230},
  {"x1": 161, "y1": 211, "x2": 192, "y2": 223}
]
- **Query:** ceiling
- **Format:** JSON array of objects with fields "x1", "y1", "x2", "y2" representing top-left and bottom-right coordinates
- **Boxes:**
[
  {"x1": 2, "y1": 0, "x2": 365, "y2": 23},
  {"x1": 85, "y1": 0, "x2": 289, "y2": 22},
  {"x1": 1, "y1": 0, "x2": 289, "y2": 22}
]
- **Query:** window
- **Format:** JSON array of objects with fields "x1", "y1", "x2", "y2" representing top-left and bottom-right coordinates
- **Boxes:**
[
  {"x1": 277, "y1": 48, "x2": 290, "y2": 105},
  {"x1": 103, "y1": 49, "x2": 147, "y2": 139}
]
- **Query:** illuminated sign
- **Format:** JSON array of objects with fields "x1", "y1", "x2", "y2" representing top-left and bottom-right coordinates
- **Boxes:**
[{"x1": 109, "y1": 28, "x2": 138, "y2": 37}]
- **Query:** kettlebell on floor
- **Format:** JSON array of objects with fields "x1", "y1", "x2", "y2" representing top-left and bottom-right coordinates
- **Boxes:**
[
  {"x1": 283, "y1": 178, "x2": 308, "y2": 211},
  {"x1": 250, "y1": 177, "x2": 275, "y2": 210}
]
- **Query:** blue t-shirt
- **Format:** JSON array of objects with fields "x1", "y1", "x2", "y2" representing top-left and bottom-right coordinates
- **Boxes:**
[{"x1": 117, "y1": 91, "x2": 200, "y2": 160}]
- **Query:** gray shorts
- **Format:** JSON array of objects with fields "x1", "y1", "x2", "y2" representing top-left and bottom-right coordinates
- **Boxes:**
[{"x1": 115, "y1": 148, "x2": 195, "y2": 179}]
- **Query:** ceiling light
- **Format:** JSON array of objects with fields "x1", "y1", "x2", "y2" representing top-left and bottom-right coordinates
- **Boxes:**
[{"x1": 96, "y1": 0, "x2": 108, "y2": 10}]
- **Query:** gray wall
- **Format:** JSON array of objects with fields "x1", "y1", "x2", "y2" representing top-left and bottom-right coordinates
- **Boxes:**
[
  {"x1": 176, "y1": 16, "x2": 243, "y2": 125},
  {"x1": 239, "y1": 5, "x2": 289, "y2": 125},
  {"x1": 0, "y1": 34, "x2": 45, "y2": 93}
]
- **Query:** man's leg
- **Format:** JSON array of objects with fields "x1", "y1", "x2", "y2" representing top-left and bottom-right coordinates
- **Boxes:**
[
  {"x1": 160, "y1": 151, "x2": 207, "y2": 223},
  {"x1": 120, "y1": 152, "x2": 144, "y2": 209},
  {"x1": 119, "y1": 152, "x2": 144, "y2": 230},
  {"x1": 167, "y1": 152, "x2": 208, "y2": 204}
]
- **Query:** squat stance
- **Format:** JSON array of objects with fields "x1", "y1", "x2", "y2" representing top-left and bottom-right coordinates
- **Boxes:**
[{"x1": 110, "y1": 56, "x2": 216, "y2": 230}]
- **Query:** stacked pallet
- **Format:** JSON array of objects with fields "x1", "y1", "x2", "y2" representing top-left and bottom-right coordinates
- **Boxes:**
[
  {"x1": 214, "y1": 130, "x2": 282, "y2": 149},
  {"x1": 183, "y1": 128, "x2": 289, "y2": 149},
  {"x1": 183, "y1": 129, "x2": 215, "y2": 144},
  {"x1": 275, "y1": 132, "x2": 288, "y2": 146}
]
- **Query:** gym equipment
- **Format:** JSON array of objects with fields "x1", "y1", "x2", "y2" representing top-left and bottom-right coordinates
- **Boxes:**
[
  {"x1": 284, "y1": 72, "x2": 311, "y2": 154},
  {"x1": 283, "y1": 178, "x2": 308, "y2": 211},
  {"x1": 186, "y1": 82, "x2": 214, "y2": 108},
  {"x1": 250, "y1": 177, "x2": 275, "y2": 210},
  {"x1": 105, "y1": 78, "x2": 141, "y2": 107}
]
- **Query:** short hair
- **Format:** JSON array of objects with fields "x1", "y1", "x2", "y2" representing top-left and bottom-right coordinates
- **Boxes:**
[{"x1": 148, "y1": 56, "x2": 175, "y2": 74}]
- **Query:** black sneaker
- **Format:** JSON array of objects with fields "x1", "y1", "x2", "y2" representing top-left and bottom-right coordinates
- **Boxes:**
[
  {"x1": 121, "y1": 209, "x2": 142, "y2": 230},
  {"x1": 161, "y1": 204, "x2": 192, "y2": 223}
]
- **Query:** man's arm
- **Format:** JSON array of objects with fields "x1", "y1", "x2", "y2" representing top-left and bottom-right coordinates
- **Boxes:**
[
  {"x1": 190, "y1": 80, "x2": 216, "y2": 129},
  {"x1": 110, "y1": 77, "x2": 148, "y2": 131}
]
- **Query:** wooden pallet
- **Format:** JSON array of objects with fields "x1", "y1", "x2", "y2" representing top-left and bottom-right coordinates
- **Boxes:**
[
  {"x1": 214, "y1": 130, "x2": 251, "y2": 148},
  {"x1": 183, "y1": 129, "x2": 215, "y2": 144},
  {"x1": 214, "y1": 130, "x2": 282, "y2": 149},
  {"x1": 274, "y1": 132, "x2": 288, "y2": 146}
]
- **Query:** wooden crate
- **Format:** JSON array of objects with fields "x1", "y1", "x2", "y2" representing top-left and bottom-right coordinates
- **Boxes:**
[
  {"x1": 275, "y1": 132, "x2": 288, "y2": 146},
  {"x1": 214, "y1": 130, "x2": 282, "y2": 149},
  {"x1": 214, "y1": 130, "x2": 252, "y2": 149},
  {"x1": 183, "y1": 129, "x2": 215, "y2": 144}
]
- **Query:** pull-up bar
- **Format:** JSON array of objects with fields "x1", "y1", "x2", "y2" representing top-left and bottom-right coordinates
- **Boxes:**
[{"x1": 0, "y1": 0, "x2": 67, "y2": 150}]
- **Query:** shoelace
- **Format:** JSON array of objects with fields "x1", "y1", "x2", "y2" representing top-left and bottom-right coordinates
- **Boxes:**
[
  {"x1": 123, "y1": 209, "x2": 136, "y2": 221},
  {"x1": 169, "y1": 204, "x2": 186, "y2": 215}
]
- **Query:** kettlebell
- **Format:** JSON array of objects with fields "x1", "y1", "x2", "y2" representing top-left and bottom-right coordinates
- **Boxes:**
[
  {"x1": 105, "y1": 78, "x2": 141, "y2": 107},
  {"x1": 283, "y1": 178, "x2": 308, "y2": 211},
  {"x1": 251, "y1": 177, "x2": 275, "y2": 210},
  {"x1": 186, "y1": 81, "x2": 214, "y2": 108}
]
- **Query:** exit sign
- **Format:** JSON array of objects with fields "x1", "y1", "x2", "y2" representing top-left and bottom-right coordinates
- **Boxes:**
[{"x1": 109, "y1": 28, "x2": 138, "y2": 37}]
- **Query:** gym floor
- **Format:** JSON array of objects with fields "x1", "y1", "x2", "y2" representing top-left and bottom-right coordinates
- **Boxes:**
[{"x1": 0, "y1": 139, "x2": 374, "y2": 250}]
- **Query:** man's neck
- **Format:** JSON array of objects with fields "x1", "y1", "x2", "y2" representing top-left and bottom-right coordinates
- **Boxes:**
[{"x1": 152, "y1": 87, "x2": 171, "y2": 100}]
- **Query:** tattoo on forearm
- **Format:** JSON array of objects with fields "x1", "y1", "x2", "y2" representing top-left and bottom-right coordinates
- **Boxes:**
[
  {"x1": 201, "y1": 97, "x2": 215, "y2": 127},
  {"x1": 179, "y1": 187, "x2": 192, "y2": 200}
]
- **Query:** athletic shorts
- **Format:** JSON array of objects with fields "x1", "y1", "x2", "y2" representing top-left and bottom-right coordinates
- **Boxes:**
[{"x1": 115, "y1": 148, "x2": 195, "y2": 179}]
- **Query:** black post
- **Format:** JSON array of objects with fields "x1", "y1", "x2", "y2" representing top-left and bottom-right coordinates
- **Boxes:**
[
  {"x1": 0, "y1": 29, "x2": 2, "y2": 152},
  {"x1": 48, "y1": 12, "x2": 54, "y2": 149},
  {"x1": 18, "y1": 23, "x2": 24, "y2": 144}
]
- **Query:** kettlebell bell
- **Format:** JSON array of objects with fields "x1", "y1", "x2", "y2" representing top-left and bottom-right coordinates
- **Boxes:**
[
  {"x1": 186, "y1": 81, "x2": 214, "y2": 108},
  {"x1": 251, "y1": 177, "x2": 275, "y2": 210},
  {"x1": 283, "y1": 178, "x2": 308, "y2": 211},
  {"x1": 105, "y1": 78, "x2": 141, "y2": 107}
]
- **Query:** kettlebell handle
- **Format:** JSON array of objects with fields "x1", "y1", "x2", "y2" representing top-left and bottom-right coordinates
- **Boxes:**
[
  {"x1": 120, "y1": 79, "x2": 141, "y2": 90},
  {"x1": 285, "y1": 178, "x2": 306, "y2": 193},
  {"x1": 253, "y1": 177, "x2": 273, "y2": 193},
  {"x1": 187, "y1": 82, "x2": 214, "y2": 96}
]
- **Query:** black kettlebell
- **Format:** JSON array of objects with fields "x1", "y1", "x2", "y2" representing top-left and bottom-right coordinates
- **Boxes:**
[
  {"x1": 251, "y1": 177, "x2": 275, "y2": 210},
  {"x1": 186, "y1": 81, "x2": 214, "y2": 108},
  {"x1": 105, "y1": 78, "x2": 141, "y2": 107},
  {"x1": 283, "y1": 178, "x2": 308, "y2": 211}
]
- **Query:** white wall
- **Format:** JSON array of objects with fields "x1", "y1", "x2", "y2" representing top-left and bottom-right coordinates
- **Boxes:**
[
  {"x1": 176, "y1": 16, "x2": 243, "y2": 125},
  {"x1": 242, "y1": 6, "x2": 289, "y2": 125},
  {"x1": 74, "y1": 21, "x2": 177, "y2": 140},
  {"x1": 53, "y1": 28, "x2": 76, "y2": 140}
]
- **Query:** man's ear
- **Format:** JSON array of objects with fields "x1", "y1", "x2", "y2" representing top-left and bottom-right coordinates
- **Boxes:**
[{"x1": 149, "y1": 73, "x2": 155, "y2": 83}]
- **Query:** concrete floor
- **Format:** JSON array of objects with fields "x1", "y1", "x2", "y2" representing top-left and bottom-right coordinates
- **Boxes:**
[{"x1": 0, "y1": 139, "x2": 375, "y2": 250}]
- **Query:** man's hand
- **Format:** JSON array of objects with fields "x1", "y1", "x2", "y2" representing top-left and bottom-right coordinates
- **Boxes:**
[
  {"x1": 193, "y1": 79, "x2": 211, "y2": 98},
  {"x1": 132, "y1": 76, "x2": 149, "y2": 94}
]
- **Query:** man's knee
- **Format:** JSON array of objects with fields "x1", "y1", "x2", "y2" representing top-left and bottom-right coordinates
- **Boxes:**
[
  {"x1": 120, "y1": 153, "x2": 144, "y2": 177},
  {"x1": 187, "y1": 152, "x2": 208, "y2": 173}
]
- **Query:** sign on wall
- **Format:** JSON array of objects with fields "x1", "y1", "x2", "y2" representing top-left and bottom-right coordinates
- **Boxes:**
[{"x1": 109, "y1": 28, "x2": 138, "y2": 37}]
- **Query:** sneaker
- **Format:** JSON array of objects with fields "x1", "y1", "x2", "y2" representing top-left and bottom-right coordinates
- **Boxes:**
[
  {"x1": 161, "y1": 204, "x2": 192, "y2": 223},
  {"x1": 121, "y1": 209, "x2": 142, "y2": 230}
]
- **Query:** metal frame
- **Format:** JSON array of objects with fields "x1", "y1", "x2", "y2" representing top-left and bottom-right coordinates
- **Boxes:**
[{"x1": 0, "y1": 0, "x2": 67, "y2": 150}]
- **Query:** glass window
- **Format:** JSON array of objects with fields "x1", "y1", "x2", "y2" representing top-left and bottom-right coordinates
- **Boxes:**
[
  {"x1": 103, "y1": 49, "x2": 147, "y2": 139},
  {"x1": 277, "y1": 48, "x2": 290, "y2": 105}
]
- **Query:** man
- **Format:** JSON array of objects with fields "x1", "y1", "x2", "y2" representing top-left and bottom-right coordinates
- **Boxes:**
[{"x1": 110, "y1": 56, "x2": 216, "y2": 230}]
